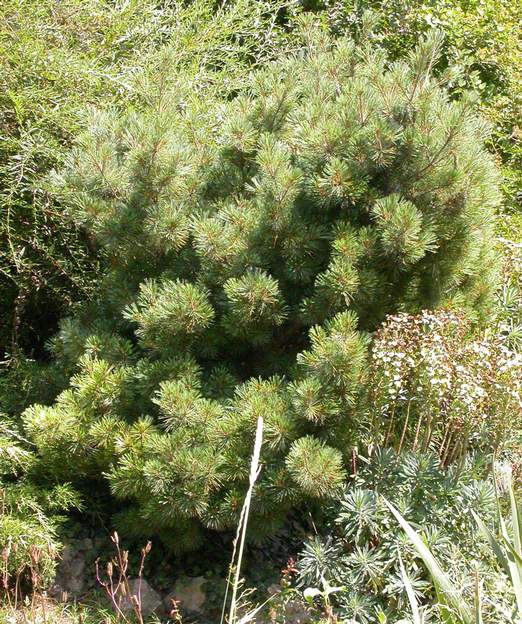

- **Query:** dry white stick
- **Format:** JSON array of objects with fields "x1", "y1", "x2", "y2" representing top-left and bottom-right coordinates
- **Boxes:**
[{"x1": 224, "y1": 416, "x2": 264, "y2": 624}]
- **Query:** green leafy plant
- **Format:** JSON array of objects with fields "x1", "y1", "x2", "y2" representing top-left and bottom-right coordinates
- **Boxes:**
[
  {"x1": 386, "y1": 469, "x2": 522, "y2": 623},
  {"x1": 496, "y1": 239, "x2": 522, "y2": 351},
  {"x1": 472, "y1": 471, "x2": 522, "y2": 620},
  {"x1": 385, "y1": 499, "x2": 474, "y2": 623},
  {"x1": 364, "y1": 310, "x2": 522, "y2": 463},
  {"x1": 303, "y1": 578, "x2": 344, "y2": 623},
  {"x1": 295, "y1": 449, "x2": 504, "y2": 623}
]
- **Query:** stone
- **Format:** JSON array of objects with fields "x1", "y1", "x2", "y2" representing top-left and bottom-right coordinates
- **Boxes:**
[
  {"x1": 282, "y1": 599, "x2": 312, "y2": 624},
  {"x1": 80, "y1": 538, "x2": 94, "y2": 551},
  {"x1": 93, "y1": 536, "x2": 107, "y2": 550},
  {"x1": 165, "y1": 576, "x2": 206, "y2": 614},
  {"x1": 262, "y1": 584, "x2": 312, "y2": 624},
  {"x1": 67, "y1": 556, "x2": 86, "y2": 578},
  {"x1": 60, "y1": 544, "x2": 76, "y2": 563},
  {"x1": 121, "y1": 578, "x2": 162, "y2": 617},
  {"x1": 66, "y1": 574, "x2": 86, "y2": 596},
  {"x1": 52, "y1": 540, "x2": 88, "y2": 597}
]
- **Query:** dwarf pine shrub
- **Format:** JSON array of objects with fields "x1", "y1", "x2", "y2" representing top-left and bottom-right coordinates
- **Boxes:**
[{"x1": 23, "y1": 26, "x2": 501, "y2": 549}]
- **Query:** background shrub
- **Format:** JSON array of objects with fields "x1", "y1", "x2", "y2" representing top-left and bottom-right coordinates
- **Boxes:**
[
  {"x1": 310, "y1": 0, "x2": 522, "y2": 213},
  {"x1": 0, "y1": 0, "x2": 303, "y2": 412},
  {"x1": 0, "y1": 422, "x2": 81, "y2": 595}
]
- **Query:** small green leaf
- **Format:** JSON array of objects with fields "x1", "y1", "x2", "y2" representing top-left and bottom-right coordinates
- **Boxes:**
[
  {"x1": 474, "y1": 569, "x2": 483, "y2": 624},
  {"x1": 398, "y1": 551, "x2": 421, "y2": 624},
  {"x1": 471, "y1": 509, "x2": 510, "y2": 576}
]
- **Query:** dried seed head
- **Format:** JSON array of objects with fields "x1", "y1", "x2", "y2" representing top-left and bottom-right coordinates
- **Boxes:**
[
  {"x1": 29, "y1": 545, "x2": 42, "y2": 564},
  {"x1": 169, "y1": 598, "x2": 182, "y2": 621}
]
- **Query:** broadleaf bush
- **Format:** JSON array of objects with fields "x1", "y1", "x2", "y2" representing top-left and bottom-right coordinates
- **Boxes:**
[{"x1": 363, "y1": 310, "x2": 522, "y2": 463}]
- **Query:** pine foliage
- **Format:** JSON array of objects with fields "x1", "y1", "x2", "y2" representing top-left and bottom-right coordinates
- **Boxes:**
[{"x1": 24, "y1": 26, "x2": 501, "y2": 548}]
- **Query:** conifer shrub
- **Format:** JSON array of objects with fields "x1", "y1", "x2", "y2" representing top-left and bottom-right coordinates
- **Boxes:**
[
  {"x1": 312, "y1": 0, "x2": 522, "y2": 213},
  {"x1": 0, "y1": 421, "x2": 81, "y2": 596},
  {"x1": 0, "y1": 0, "x2": 302, "y2": 409},
  {"x1": 23, "y1": 27, "x2": 501, "y2": 549}
]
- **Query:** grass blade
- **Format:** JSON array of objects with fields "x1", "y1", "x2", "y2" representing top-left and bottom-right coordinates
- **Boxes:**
[
  {"x1": 471, "y1": 509, "x2": 510, "y2": 576},
  {"x1": 509, "y1": 481, "x2": 522, "y2": 560},
  {"x1": 225, "y1": 416, "x2": 263, "y2": 624},
  {"x1": 474, "y1": 569, "x2": 483, "y2": 624},
  {"x1": 384, "y1": 498, "x2": 473, "y2": 624},
  {"x1": 398, "y1": 550, "x2": 421, "y2": 624},
  {"x1": 506, "y1": 479, "x2": 522, "y2": 616}
]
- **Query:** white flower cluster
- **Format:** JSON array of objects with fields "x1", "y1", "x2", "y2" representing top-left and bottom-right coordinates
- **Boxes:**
[{"x1": 368, "y1": 310, "x2": 522, "y2": 458}]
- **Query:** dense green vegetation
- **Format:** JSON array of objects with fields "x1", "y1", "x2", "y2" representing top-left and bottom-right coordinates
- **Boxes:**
[
  {"x1": 297, "y1": 450, "x2": 502, "y2": 622},
  {"x1": 0, "y1": 426, "x2": 82, "y2": 592},
  {"x1": 317, "y1": 0, "x2": 522, "y2": 211},
  {"x1": 0, "y1": 0, "x2": 301, "y2": 410},
  {"x1": 0, "y1": 1, "x2": 521, "y2": 623},
  {"x1": 25, "y1": 23, "x2": 506, "y2": 547}
]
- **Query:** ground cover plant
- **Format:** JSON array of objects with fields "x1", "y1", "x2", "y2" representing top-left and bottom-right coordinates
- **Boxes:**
[
  {"x1": 295, "y1": 450, "x2": 517, "y2": 623},
  {"x1": 385, "y1": 482, "x2": 522, "y2": 624},
  {"x1": 496, "y1": 237, "x2": 522, "y2": 350}
]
